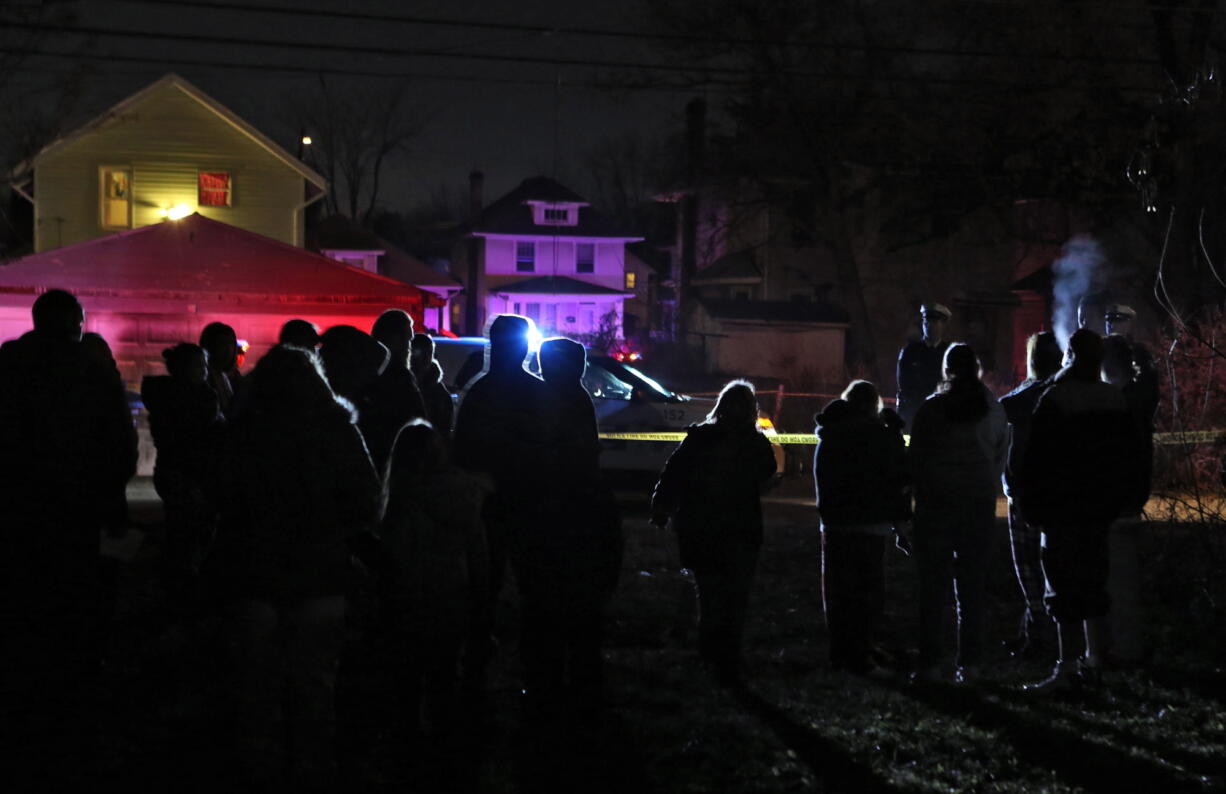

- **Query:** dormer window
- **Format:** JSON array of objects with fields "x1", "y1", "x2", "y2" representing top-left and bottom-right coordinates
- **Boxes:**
[{"x1": 530, "y1": 200, "x2": 583, "y2": 227}]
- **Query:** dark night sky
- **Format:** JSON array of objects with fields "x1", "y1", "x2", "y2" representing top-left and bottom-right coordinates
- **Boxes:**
[{"x1": 11, "y1": 0, "x2": 690, "y2": 211}]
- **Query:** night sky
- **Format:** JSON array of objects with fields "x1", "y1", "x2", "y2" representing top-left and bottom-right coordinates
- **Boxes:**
[{"x1": 6, "y1": 0, "x2": 684, "y2": 209}]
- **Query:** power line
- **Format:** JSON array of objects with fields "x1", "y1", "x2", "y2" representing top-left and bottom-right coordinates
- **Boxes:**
[
  {"x1": 1, "y1": 20, "x2": 1167, "y2": 94},
  {"x1": 103, "y1": 0, "x2": 1165, "y2": 66}
]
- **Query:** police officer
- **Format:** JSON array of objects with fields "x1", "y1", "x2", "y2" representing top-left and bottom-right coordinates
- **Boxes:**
[{"x1": 896, "y1": 303, "x2": 951, "y2": 430}]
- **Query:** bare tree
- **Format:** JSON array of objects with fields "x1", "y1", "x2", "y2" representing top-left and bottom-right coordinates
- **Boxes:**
[{"x1": 292, "y1": 78, "x2": 428, "y2": 224}]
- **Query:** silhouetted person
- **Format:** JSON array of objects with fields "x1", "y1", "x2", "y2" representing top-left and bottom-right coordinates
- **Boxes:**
[
  {"x1": 514, "y1": 338, "x2": 622, "y2": 714},
  {"x1": 280, "y1": 318, "x2": 321, "y2": 349},
  {"x1": 410, "y1": 333, "x2": 455, "y2": 438},
  {"x1": 651, "y1": 380, "x2": 777, "y2": 685},
  {"x1": 896, "y1": 302, "x2": 951, "y2": 429},
  {"x1": 999, "y1": 331, "x2": 1063, "y2": 659},
  {"x1": 318, "y1": 324, "x2": 392, "y2": 469},
  {"x1": 368, "y1": 309, "x2": 428, "y2": 472},
  {"x1": 200, "y1": 321, "x2": 242, "y2": 416},
  {"x1": 380, "y1": 419, "x2": 489, "y2": 751},
  {"x1": 1102, "y1": 333, "x2": 1158, "y2": 664},
  {"x1": 0, "y1": 290, "x2": 137, "y2": 782},
  {"x1": 81, "y1": 331, "x2": 133, "y2": 535},
  {"x1": 452, "y1": 314, "x2": 549, "y2": 698},
  {"x1": 909, "y1": 343, "x2": 1007, "y2": 684},
  {"x1": 1020, "y1": 329, "x2": 1140, "y2": 693},
  {"x1": 814, "y1": 380, "x2": 910, "y2": 678},
  {"x1": 210, "y1": 345, "x2": 381, "y2": 790},
  {"x1": 142, "y1": 343, "x2": 223, "y2": 619}
]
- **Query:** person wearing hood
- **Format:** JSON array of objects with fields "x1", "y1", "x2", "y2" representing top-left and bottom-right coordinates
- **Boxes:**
[
  {"x1": 909, "y1": 343, "x2": 1008, "y2": 684},
  {"x1": 318, "y1": 324, "x2": 393, "y2": 472},
  {"x1": 651, "y1": 379, "x2": 777, "y2": 685},
  {"x1": 813, "y1": 380, "x2": 910, "y2": 678},
  {"x1": 141, "y1": 343, "x2": 224, "y2": 618},
  {"x1": 369, "y1": 310, "x2": 428, "y2": 465},
  {"x1": 410, "y1": 332, "x2": 455, "y2": 438},
  {"x1": 200, "y1": 321, "x2": 242, "y2": 417}
]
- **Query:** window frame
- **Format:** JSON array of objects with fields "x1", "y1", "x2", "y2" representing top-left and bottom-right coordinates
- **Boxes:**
[
  {"x1": 515, "y1": 240, "x2": 536, "y2": 272},
  {"x1": 99, "y1": 165, "x2": 133, "y2": 230},
  {"x1": 575, "y1": 242, "x2": 595, "y2": 274}
]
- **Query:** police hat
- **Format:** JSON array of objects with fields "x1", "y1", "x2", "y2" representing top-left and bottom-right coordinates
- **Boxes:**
[{"x1": 921, "y1": 303, "x2": 951, "y2": 320}]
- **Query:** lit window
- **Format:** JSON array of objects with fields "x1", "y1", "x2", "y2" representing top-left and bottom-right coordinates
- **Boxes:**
[
  {"x1": 543, "y1": 207, "x2": 569, "y2": 223},
  {"x1": 100, "y1": 167, "x2": 132, "y2": 229},
  {"x1": 625, "y1": 272, "x2": 637, "y2": 289},
  {"x1": 516, "y1": 241, "x2": 535, "y2": 272},
  {"x1": 576, "y1": 243, "x2": 595, "y2": 274},
  {"x1": 199, "y1": 171, "x2": 232, "y2": 207}
]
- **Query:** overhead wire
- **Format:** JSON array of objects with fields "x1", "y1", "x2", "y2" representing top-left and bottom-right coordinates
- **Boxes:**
[
  {"x1": 101, "y1": 0, "x2": 1166, "y2": 65},
  {"x1": 0, "y1": 20, "x2": 1167, "y2": 95}
]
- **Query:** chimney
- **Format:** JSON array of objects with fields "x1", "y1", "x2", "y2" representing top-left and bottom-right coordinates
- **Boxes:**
[{"x1": 469, "y1": 169, "x2": 484, "y2": 221}]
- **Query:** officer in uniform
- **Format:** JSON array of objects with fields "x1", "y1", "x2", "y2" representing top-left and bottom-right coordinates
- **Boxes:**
[{"x1": 896, "y1": 303, "x2": 951, "y2": 430}]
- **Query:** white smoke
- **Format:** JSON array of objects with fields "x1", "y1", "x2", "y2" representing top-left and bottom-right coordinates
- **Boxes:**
[{"x1": 1050, "y1": 234, "x2": 1106, "y2": 350}]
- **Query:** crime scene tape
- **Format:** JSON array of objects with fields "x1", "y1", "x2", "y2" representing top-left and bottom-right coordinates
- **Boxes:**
[{"x1": 598, "y1": 430, "x2": 1226, "y2": 446}]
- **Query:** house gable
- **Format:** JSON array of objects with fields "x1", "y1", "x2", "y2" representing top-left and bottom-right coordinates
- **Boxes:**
[{"x1": 23, "y1": 74, "x2": 325, "y2": 252}]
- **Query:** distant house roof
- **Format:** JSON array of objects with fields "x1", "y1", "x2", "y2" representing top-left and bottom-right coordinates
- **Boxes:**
[
  {"x1": 698, "y1": 299, "x2": 849, "y2": 325},
  {"x1": 1012, "y1": 266, "x2": 1052, "y2": 293},
  {"x1": 693, "y1": 249, "x2": 762, "y2": 283},
  {"x1": 9, "y1": 73, "x2": 325, "y2": 189},
  {"x1": 493, "y1": 275, "x2": 630, "y2": 296},
  {"x1": 0, "y1": 213, "x2": 443, "y2": 306},
  {"x1": 309, "y1": 214, "x2": 460, "y2": 290},
  {"x1": 470, "y1": 176, "x2": 640, "y2": 239}
]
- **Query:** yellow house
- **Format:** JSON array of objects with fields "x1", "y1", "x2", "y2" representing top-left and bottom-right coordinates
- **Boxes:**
[{"x1": 9, "y1": 73, "x2": 326, "y2": 252}]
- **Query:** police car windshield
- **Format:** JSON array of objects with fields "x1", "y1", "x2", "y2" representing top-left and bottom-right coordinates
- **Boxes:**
[
  {"x1": 583, "y1": 363, "x2": 634, "y2": 400},
  {"x1": 599, "y1": 359, "x2": 676, "y2": 399}
]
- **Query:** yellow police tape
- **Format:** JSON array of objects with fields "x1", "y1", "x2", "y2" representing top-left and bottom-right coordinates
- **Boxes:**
[{"x1": 598, "y1": 430, "x2": 1226, "y2": 446}]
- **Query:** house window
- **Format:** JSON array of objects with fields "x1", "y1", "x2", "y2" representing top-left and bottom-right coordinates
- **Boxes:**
[
  {"x1": 100, "y1": 167, "x2": 132, "y2": 229},
  {"x1": 543, "y1": 208, "x2": 569, "y2": 223},
  {"x1": 198, "y1": 171, "x2": 232, "y2": 207},
  {"x1": 576, "y1": 243, "x2": 595, "y2": 274},
  {"x1": 516, "y1": 241, "x2": 535, "y2": 272},
  {"x1": 625, "y1": 272, "x2": 637, "y2": 290}
]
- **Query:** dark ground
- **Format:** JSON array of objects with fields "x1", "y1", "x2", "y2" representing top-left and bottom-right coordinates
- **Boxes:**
[{"x1": 86, "y1": 476, "x2": 1226, "y2": 793}]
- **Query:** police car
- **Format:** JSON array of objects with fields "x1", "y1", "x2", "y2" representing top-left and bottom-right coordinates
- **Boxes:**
[{"x1": 432, "y1": 337, "x2": 780, "y2": 473}]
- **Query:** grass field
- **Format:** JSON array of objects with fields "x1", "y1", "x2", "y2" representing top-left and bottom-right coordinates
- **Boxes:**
[{"x1": 93, "y1": 479, "x2": 1226, "y2": 792}]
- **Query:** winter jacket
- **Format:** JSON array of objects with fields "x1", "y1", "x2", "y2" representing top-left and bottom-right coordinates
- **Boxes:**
[
  {"x1": 909, "y1": 382, "x2": 1008, "y2": 508},
  {"x1": 141, "y1": 375, "x2": 223, "y2": 485},
  {"x1": 362, "y1": 364, "x2": 428, "y2": 476},
  {"x1": 813, "y1": 402, "x2": 910, "y2": 528},
  {"x1": 896, "y1": 339, "x2": 950, "y2": 428},
  {"x1": 380, "y1": 466, "x2": 489, "y2": 637},
  {"x1": 453, "y1": 365, "x2": 550, "y2": 520},
  {"x1": 0, "y1": 330, "x2": 137, "y2": 523},
  {"x1": 513, "y1": 381, "x2": 622, "y2": 599},
  {"x1": 0, "y1": 330, "x2": 138, "y2": 592},
  {"x1": 998, "y1": 377, "x2": 1050, "y2": 500},
  {"x1": 212, "y1": 403, "x2": 381, "y2": 601},
  {"x1": 1020, "y1": 368, "x2": 1141, "y2": 527},
  {"x1": 651, "y1": 422, "x2": 777, "y2": 568}
]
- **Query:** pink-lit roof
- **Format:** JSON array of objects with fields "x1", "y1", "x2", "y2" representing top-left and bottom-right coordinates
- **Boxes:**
[{"x1": 0, "y1": 213, "x2": 444, "y2": 307}]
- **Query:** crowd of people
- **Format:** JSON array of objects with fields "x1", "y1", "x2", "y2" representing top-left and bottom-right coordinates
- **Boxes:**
[{"x1": 0, "y1": 287, "x2": 1159, "y2": 789}]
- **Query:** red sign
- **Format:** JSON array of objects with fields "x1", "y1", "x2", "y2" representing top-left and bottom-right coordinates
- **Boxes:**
[{"x1": 199, "y1": 171, "x2": 231, "y2": 207}]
